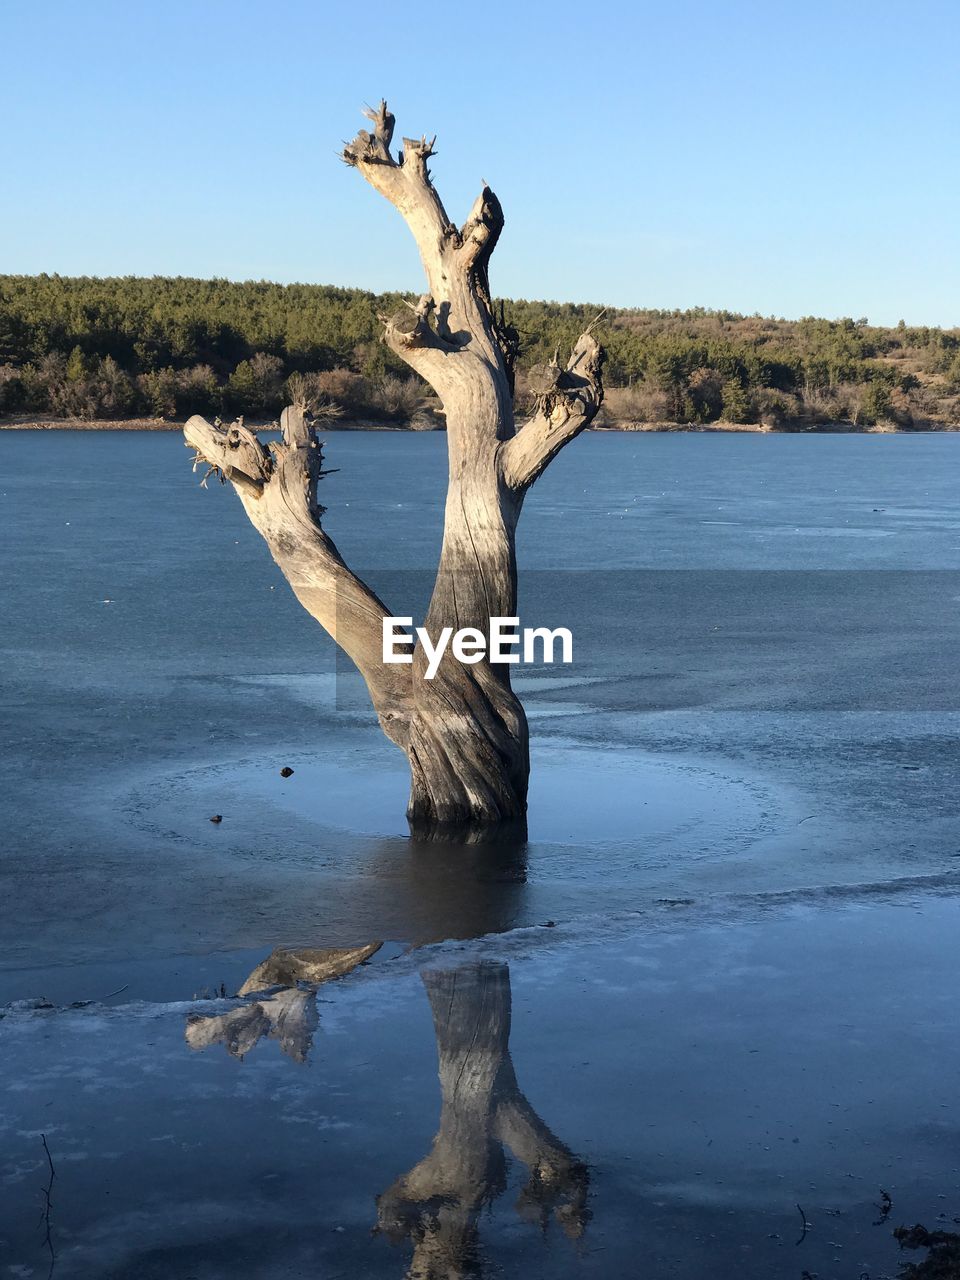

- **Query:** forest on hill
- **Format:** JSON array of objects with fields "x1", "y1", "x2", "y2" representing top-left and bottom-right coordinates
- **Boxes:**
[{"x1": 1, "y1": 274, "x2": 958, "y2": 429}]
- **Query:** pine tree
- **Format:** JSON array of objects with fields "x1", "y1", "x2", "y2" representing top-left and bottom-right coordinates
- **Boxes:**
[
  {"x1": 224, "y1": 360, "x2": 259, "y2": 415},
  {"x1": 65, "y1": 345, "x2": 87, "y2": 383},
  {"x1": 720, "y1": 378, "x2": 751, "y2": 422}
]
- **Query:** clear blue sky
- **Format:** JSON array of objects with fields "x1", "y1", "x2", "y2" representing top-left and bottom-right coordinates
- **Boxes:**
[{"x1": 3, "y1": 0, "x2": 958, "y2": 326}]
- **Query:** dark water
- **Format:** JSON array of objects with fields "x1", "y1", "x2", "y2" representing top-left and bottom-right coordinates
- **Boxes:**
[{"x1": 2, "y1": 430, "x2": 960, "y2": 1278}]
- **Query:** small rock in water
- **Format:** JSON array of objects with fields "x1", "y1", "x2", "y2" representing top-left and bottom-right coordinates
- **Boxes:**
[
  {"x1": 209, "y1": 814, "x2": 223, "y2": 824},
  {"x1": 280, "y1": 766, "x2": 294, "y2": 778}
]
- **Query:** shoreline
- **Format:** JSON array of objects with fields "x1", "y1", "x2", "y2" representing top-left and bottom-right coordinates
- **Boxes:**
[{"x1": 2, "y1": 415, "x2": 957, "y2": 433}]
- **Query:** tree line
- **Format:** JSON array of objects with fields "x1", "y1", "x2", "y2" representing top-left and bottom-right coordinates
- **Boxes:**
[{"x1": 1, "y1": 274, "x2": 958, "y2": 428}]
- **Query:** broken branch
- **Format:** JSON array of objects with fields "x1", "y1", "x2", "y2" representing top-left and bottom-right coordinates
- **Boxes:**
[
  {"x1": 500, "y1": 332, "x2": 605, "y2": 491},
  {"x1": 184, "y1": 408, "x2": 412, "y2": 744}
]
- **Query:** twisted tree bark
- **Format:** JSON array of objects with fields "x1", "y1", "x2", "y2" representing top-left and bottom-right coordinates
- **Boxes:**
[{"x1": 184, "y1": 101, "x2": 603, "y2": 831}]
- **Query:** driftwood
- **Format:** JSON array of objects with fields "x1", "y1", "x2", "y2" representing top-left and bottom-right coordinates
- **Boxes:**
[
  {"x1": 184, "y1": 101, "x2": 604, "y2": 830},
  {"x1": 237, "y1": 942, "x2": 382, "y2": 996},
  {"x1": 185, "y1": 942, "x2": 379, "y2": 1062}
]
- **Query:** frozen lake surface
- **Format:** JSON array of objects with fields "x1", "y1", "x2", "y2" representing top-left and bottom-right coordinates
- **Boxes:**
[{"x1": 2, "y1": 430, "x2": 960, "y2": 1276}]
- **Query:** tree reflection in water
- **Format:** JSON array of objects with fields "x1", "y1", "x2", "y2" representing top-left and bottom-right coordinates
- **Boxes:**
[
  {"x1": 184, "y1": 944, "x2": 380, "y2": 1063},
  {"x1": 185, "y1": 953, "x2": 587, "y2": 1277},
  {"x1": 377, "y1": 962, "x2": 588, "y2": 1280},
  {"x1": 185, "y1": 985, "x2": 320, "y2": 1063}
]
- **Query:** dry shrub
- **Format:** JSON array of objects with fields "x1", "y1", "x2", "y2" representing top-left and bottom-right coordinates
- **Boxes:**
[
  {"x1": 284, "y1": 371, "x2": 344, "y2": 421},
  {"x1": 688, "y1": 367, "x2": 724, "y2": 420},
  {"x1": 47, "y1": 353, "x2": 136, "y2": 419},
  {"x1": 753, "y1": 387, "x2": 800, "y2": 428},
  {"x1": 137, "y1": 363, "x2": 219, "y2": 418},
  {"x1": 314, "y1": 368, "x2": 370, "y2": 415},
  {"x1": 886, "y1": 386, "x2": 915, "y2": 427},
  {"x1": 600, "y1": 383, "x2": 672, "y2": 424},
  {"x1": 310, "y1": 367, "x2": 428, "y2": 423},
  {"x1": 407, "y1": 407, "x2": 442, "y2": 431},
  {"x1": 801, "y1": 384, "x2": 853, "y2": 423},
  {"x1": 248, "y1": 352, "x2": 284, "y2": 398},
  {"x1": 370, "y1": 374, "x2": 426, "y2": 420}
]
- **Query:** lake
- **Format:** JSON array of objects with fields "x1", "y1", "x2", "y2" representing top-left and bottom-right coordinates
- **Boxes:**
[{"x1": 2, "y1": 429, "x2": 959, "y2": 1278}]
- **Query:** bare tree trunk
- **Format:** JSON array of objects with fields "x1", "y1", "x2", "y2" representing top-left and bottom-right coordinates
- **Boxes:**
[{"x1": 184, "y1": 101, "x2": 603, "y2": 831}]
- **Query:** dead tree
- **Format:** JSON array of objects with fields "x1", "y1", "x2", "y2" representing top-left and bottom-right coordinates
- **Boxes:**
[{"x1": 184, "y1": 101, "x2": 604, "y2": 829}]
